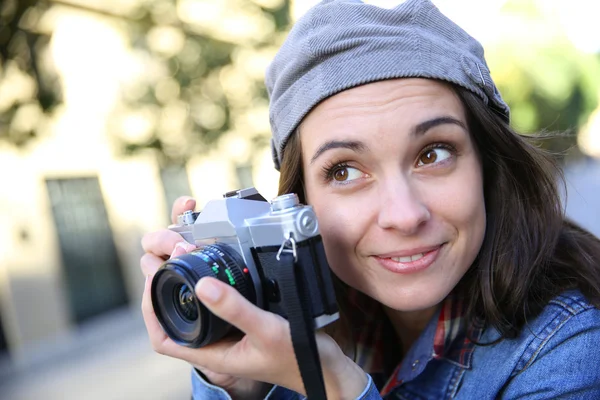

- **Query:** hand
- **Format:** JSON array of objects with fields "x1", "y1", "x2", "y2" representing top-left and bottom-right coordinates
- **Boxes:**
[
  {"x1": 140, "y1": 196, "x2": 269, "y2": 398},
  {"x1": 140, "y1": 198, "x2": 369, "y2": 399},
  {"x1": 142, "y1": 275, "x2": 368, "y2": 399}
]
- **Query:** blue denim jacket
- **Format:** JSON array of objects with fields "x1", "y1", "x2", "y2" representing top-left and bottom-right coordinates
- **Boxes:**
[{"x1": 191, "y1": 290, "x2": 600, "y2": 399}]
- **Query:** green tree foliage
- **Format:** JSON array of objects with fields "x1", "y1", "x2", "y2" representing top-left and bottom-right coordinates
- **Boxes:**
[
  {"x1": 1, "y1": 0, "x2": 598, "y2": 163},
  {"x1": 0, "y1": 0, "x2": 56, "y2": 147},
  {"x1": 488, "y1": 0, "x2": 600, "y2": 156},
  {"x1": 0, "y1": 0, "x2": 291, "y2": 166}
]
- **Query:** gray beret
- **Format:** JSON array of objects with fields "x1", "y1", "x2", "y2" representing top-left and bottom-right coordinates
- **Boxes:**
[{"x1": 265, "y1": 0, "x2": 510, "y2": 170}]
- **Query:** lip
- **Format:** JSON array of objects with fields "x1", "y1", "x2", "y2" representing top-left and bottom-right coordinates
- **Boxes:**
[
  {"x1": 376, "y1": 244, "x2": 444, "y2": 259},
  {"x1": 374, "y1": 244, "x2": 444, "y2": 275}
]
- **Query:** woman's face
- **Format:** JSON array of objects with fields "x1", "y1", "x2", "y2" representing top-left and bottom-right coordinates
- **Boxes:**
[{"x1": 300, "y1": 78, "x2": 486, "y2": 312}]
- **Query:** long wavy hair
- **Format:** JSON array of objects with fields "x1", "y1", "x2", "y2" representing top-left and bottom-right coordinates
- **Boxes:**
[{"x1": 276, "y1": 83, "x2": 600, "y2": 347}]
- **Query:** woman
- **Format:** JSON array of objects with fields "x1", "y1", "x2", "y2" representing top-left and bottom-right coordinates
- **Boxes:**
[{"x1": 140, "y1": 0, "x2": 600, "y2": 398}]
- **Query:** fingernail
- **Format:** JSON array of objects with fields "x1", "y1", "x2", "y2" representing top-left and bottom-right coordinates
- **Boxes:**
[
  {"x1": 196, "y1": 279, "x2": 221, "y2": 303},
  {"x1": 170, "y1": 242, "x2": 190, "y2": 259},
  {"x1": 145, "y1": 274, "x2": 151, "y2": 290},
  {"x1": 185, "y1": 243, "x2": 197, "y2": 251}
]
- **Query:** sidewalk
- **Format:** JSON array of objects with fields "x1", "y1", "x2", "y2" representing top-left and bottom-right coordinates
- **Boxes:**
[{"x1": 0, "y1": 312, "x2": 192, "y2": 400}]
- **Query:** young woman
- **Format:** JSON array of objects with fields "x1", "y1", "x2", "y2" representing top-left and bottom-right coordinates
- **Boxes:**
[{"x1": 140, "y1": 1, "x2": 600, "y2": 398}]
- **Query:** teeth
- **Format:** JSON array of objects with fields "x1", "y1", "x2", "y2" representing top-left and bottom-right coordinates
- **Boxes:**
[{"x1": 391, "y1": 253, "x2": 424, "y2": 263}]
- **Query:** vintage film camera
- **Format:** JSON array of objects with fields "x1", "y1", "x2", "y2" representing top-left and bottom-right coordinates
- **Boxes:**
[{"x1": 150, "y1": 188, "x2": 339, "y2": 348}]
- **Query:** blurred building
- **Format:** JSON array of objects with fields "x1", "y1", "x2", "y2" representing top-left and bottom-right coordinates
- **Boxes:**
[
  {"x1": 565, "y1": 158, "x2": 600, "y2": 239},
  {"x1": 0, "y1": 67, "x2": 280, "y2": 400},
  {"x1": 0, "y1": 0, "x2": 282, "y2": 398}
]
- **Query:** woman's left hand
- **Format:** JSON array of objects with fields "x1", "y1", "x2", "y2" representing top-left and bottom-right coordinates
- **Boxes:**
[{"x1": 141, "y1": 274, "x2": 368, "y2": 399}]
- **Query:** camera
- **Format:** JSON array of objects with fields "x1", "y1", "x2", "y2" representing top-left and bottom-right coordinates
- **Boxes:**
[{"x1": 150, "y1": 187, "x2": 339, "y2": 348}]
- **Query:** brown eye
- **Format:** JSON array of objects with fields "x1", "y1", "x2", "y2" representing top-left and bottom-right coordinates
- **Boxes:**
[
  {"x1": 333, "y1": 167, "x2": 348, "y2": 181},
  {"x1": 326, "y1": 165, "x2": 364, "y2": 183},
  {"x1": 419, "y1": 149, "x2": 437, "y2": 165},
  {"x1": 416, "y1": 147, "x2": 452, "y2": 167}
]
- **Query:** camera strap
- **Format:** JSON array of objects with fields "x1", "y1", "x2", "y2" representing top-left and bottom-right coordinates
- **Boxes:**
[{"x1": 276, "y1": 252, "x2": 328, "y2": 400}]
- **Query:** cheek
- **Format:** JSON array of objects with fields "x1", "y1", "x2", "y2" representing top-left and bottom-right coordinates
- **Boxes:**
[
  {"x1": 310, "y1": 195, "x2": 370, "y2": 275},
  {"x1": 314, "y1": 202, "x2": 356, "y2": 251},
  {"x1": 425, "y1": 163, "x2": 486, "y2": 251},
  {"x1": 430, "y1": 180, "x2": 484, "y2": 223}
]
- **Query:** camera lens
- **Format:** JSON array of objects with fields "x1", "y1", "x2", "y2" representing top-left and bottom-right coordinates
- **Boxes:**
[
  {"x1": 173, "y1": 283, "x2": 198, "y2": 322},
  {"x1": 150, "y1": 244, "x2": 256, "y2": 348}
]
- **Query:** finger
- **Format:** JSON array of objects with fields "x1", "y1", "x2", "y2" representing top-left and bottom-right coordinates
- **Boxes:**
[
  {"x1": 141, "y1": 229, "x2": 196, "y2": 258},
  {"x1": 171, "y1": 196, "x2": 196, "y2": 225},
  {"x1": 140, "y1": 253, "x2": 165, "y2": 276},
  {"x1": 183, "y1": 335, "x2": 245, "y2": 375},
  {"x1": 141, "y1": 273, "x2": 195, "y2": 361},
  {"x1": 141, "y1": 274, "x2": 170, "y2": 349},
  {"x1": 195, "y1": 277, "x2": 285, "y2": 340},
  {"x1": 195, "y1": 366, "x2": 241, "y2": 389}
]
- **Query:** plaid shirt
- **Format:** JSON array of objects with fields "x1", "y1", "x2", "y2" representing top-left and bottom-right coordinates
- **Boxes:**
[{"x1": 348, "y1": 290, "x2": 484, "y2": 397}]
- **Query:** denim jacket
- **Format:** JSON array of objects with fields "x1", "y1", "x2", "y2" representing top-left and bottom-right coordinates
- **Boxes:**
[{"x1": 191, "y1": 290, "x2": 600, "y2": 399}]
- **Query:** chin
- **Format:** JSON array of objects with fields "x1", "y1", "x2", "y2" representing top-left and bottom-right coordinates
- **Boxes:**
[
  {"x1": 360, "y1": 281, "x2": 452, "y2": 313},
  {"x1": 383, "y1": 294, "x2": 446, "y2": 313}
]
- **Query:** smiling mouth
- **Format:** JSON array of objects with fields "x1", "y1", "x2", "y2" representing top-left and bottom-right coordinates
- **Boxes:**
[
  {"x1": 390, "y1": 253, "x2": 426, "y2": 263},
  {"x1": 374, "y1": 244, "x2": 445, "y2": 274}
]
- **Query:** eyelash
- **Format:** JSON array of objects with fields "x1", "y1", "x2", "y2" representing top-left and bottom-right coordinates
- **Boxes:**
[
  {"x1": 418, "y1": 142, "x2": 457, "y2": 164},
  {"x1": 320, "y1": 142, "x2": 457, "y2": 182},
  {"x1": 321, "y1": 160, "x2": 354, "y2": 183}
]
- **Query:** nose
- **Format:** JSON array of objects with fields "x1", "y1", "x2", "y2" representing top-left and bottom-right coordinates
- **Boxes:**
[{"x1": 377, "y1": 176, "x2": 431, "y2": 235}]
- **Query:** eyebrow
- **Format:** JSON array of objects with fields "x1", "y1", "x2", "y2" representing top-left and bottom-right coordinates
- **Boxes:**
[
  {"x1": 310, "y1": 140, "x2": 368, "y2": 165},
  {"x1": 414, "y1": 116, "x2": 467, "y2": 136},
  {"x1": 309, "y1": 116, "x2": 467, "y2": 165}
]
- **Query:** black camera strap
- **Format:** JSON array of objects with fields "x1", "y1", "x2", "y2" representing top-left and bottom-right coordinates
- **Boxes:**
[{"x1": 276, "y1": 252, "x2": 328, "y2": 400}]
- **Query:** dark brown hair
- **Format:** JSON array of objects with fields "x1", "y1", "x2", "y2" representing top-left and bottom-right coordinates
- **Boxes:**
[
  {"x1": 277, "y1": 84, "x2": 600, "y2": 344},
  {"x1": 456, "y1": 88, "x2": 600, "y2": 337}
]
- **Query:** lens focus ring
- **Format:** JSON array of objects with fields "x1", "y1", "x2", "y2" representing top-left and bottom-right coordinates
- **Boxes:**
[
  {"x1": 189, "y1": 244, "x2": 254, "y2": 304},
  {"x1": 202, "y1": 245, "x2": 252, "y2": 302}
]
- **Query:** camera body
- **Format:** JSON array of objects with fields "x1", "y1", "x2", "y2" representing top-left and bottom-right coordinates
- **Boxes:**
[{"x1": 151, "y1": 188, "x2": 339, "y2": 348}]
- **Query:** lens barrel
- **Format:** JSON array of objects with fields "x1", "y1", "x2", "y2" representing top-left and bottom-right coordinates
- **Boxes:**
[{"x1": 150, "y1": 243, "x2": 256, "y2": 348}]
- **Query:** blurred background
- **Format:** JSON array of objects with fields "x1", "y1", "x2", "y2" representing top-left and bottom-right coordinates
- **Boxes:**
[{"x1": 0, "y1": 0, "x2": 598, "y2": 398}]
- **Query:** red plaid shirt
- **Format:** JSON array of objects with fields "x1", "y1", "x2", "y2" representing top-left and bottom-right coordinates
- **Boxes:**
[{"x1": 347, "y1": 290, "x2": 483, "y2": 396}]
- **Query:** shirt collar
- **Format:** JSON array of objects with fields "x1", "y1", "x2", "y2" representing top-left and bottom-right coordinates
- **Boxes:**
[
  {"x1": 350, "y1": 291, "x2": 484, "y2": 392},
  {"x1": 432, "y1": 295, "x2": 483, "y2": 368}
]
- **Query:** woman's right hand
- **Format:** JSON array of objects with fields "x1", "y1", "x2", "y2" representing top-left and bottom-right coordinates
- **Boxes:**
[{"x1": 140, "y1": 196, "x2": 271, "y2": 399}]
